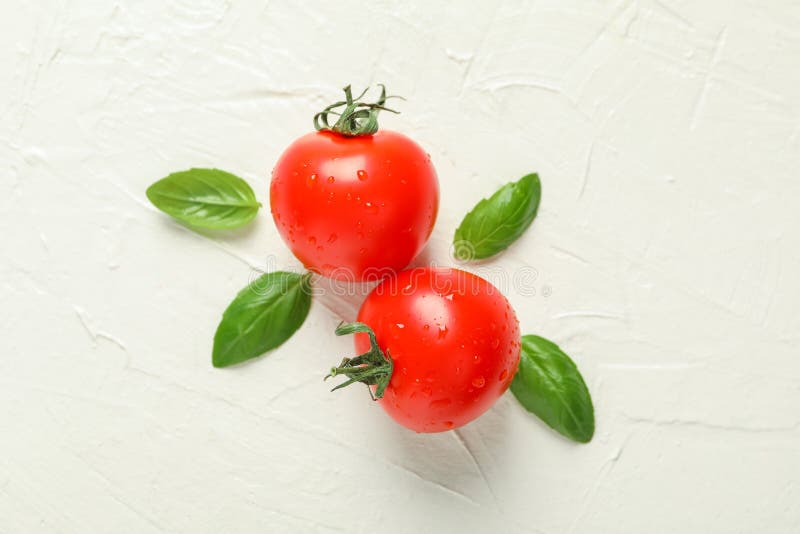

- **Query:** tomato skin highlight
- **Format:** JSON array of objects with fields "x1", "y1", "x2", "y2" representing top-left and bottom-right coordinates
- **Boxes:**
[
  {"x1": 270, "y1": 130, "x2": 439, "y2": 280},
  {"x1": 354, "y1": 267, "x2": 521, "y2": 433}
]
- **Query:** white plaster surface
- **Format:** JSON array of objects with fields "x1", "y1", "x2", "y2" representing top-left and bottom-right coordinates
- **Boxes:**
[{"x1": 2, "y1": 1, "x2": 799, "y2": 532}]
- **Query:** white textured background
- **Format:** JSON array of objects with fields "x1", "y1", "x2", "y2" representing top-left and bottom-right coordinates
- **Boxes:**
[{"x1": 2, "y1": 1, "x2": 799, "y2": 532}]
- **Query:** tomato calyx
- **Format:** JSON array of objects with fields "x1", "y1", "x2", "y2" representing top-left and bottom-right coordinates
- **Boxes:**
[
  {"x1": 325, "y1": 321, "x2": 393, "y2": 400},
  {"x1": 313, "y1": 85, "x2": 403, "y2": 137}
]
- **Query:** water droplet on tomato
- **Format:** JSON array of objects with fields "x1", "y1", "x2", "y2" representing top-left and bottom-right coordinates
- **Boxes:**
[
  {"x1": 444, "y1": 421, "x2": 454, "y2": 429},
  {"x1": 357, "y1": 170, "x2": 368, "y2": 181},
  {"x1": 473, "y1": 354, "x2": 481, "y2": 363},
  {"x1": 395, "y1": 323, "x2": 405, "y2": 329},
  {"x1": 364, "y1": 201, "x2": 378, "y2": 214},
  {"x1": 346, "y1": 192, "x2": 352, "y2": 201},
  {"x1": 327, "y1": 176, "x2": 335, "y2": 183},
  {"x1": 327, "y1": 233, "x2": 337, "y2": 243},
  {"x1": 359, "y1": 247, "x2": 366, "y2": 255},
  {"x1": 307, "y1": 236, "x2": 316, "y2": 245},
  {"x1": 423, "y1": 324, "x2": 430, "y2": 331},
  {"x1": 471, "y1": 376, "x2": 486, "y2": 388},
  {"x1": 400, "y1": 178, "x2": 408, "y2": 185},
  {"x1": 438, "y1": 325, "x2": 448, "y2": 339},
  {"x1": 421, "y1": 385, "x2": 432, "y2": 397},
  {"x1": 430, "y1": 398, "x2": 452, "y2": 409},
  {"x1": 307, "y1": 173, "x2": 318, "y2": 186},
  {"x1": 499, "y1": 369, "x2": 508, "y2": 381},
  {"x1": 316, "y1": 245, "x2": 323, "y2": 252},
  {"x1": 491, "y1": 338, "x2": 500, "y2": 349}
]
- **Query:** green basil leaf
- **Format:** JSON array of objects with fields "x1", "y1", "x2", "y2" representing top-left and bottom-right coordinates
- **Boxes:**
[
  {"x1": 213, "y1": 271, "x2": 312, "y2": 368},
  {"x1": 453, "y1": 173, "x2": 541, "y2": 260},
  {"x1": 510, "y1": 335, "x2": 594, "y2": 443},
  {"x1": 146, "y1": 168, "x2": 261, "y2": 229}
]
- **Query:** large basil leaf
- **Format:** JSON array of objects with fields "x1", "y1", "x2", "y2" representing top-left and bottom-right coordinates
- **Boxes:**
[
  {"x1": 147, "y1": 168, "x2": 260, "y2": 229},
  {"x1": 511, "y1": 335, "x2": 594, "y2": 443},
  {"x1": 453, "y1": 173, "x2": 541, "y2": 260},
  {"x1": 213, "y1": 271, "x2": 312, "y2": 367}
]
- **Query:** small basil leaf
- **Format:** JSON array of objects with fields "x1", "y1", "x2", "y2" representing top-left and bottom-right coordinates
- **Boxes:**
[
  {"x1": 147, "y1": 168, "x2": 261, "y2": 229},
  {"x1": 453, "y1": 173, "x2": 541, "y2": 260},
  {"x1": 510, "y1": 335, "x2": 594, "y2": 443},
  {"x1": 213, "y1": 271, "x2": 312, "y2": 368}
]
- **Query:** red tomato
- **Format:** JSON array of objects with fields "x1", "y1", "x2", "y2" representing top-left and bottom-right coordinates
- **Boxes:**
[
  {"x1": 270, "y1": 130, "x2": 438, "y2": 280},
  {"x1": 354, "y1": 267, "x2": 521, "y2": 432}
]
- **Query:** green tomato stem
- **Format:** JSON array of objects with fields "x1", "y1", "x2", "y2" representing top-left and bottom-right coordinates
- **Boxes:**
[
  {"x1": 313, "y1": 85, "x2": 403, "y2": 137},
  {"x1": 325, "y1": 322, "x2": 394, "y2": 400}
]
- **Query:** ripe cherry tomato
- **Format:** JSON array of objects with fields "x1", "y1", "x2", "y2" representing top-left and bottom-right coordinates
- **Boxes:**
[
  {"x1": 270, "y1": 129, "x2": 438, "y2": 280},
  {"x1": 344, "y1": 267, "x2": 520, "y2": 433}
]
